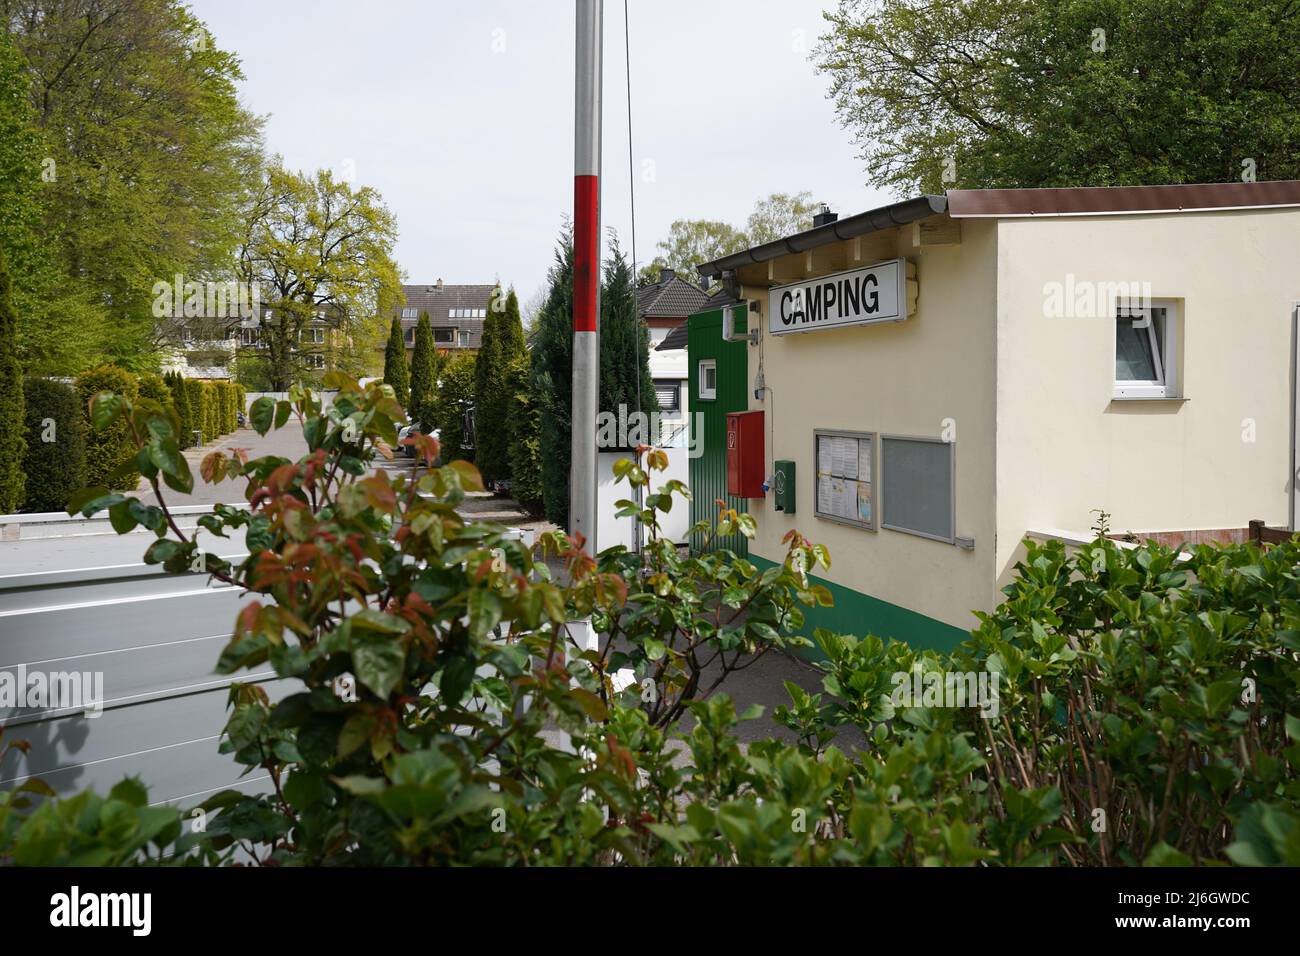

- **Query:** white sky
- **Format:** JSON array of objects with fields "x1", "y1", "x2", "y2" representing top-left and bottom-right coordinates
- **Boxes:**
[{"x1": 189, "y1": 0, "x2": 891, "y2": 301}]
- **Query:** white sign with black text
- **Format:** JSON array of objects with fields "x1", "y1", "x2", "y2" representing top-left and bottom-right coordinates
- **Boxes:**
[{"x1": 768, "y1": 259, "x2": 907, "y2": 336}]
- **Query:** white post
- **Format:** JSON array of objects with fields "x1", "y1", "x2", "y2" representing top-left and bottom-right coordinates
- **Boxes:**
[{"x1": 571, "y1": 0, "x2": 603, "y2": 552}]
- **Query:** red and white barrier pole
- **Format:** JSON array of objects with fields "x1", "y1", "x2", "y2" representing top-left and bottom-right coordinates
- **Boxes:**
[{"x1": 571, "y1": 0, "x2": 602, "y2": 550}]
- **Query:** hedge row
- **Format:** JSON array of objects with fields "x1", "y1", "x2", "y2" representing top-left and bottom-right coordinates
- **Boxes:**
[{"x1": 15, "y1": 368, "x2": 246, "y2": 512}]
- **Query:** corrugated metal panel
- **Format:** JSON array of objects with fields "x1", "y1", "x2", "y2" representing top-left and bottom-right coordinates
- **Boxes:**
[
  {"x1": 688, "y1": 306, "x2": 750, "y2": 556},
  {"x1": 0, "y1": 565, "x2": 287, "y2": 807}
]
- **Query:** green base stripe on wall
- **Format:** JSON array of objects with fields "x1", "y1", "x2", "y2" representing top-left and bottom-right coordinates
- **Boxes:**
[{"x1": 751, "y1": 555, "x2": 967, "y2": 655}]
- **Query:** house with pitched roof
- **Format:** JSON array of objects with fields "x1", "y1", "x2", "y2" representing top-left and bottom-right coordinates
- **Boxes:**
[
  {"x1": 685, "y1": 180, "x2": 1300, "y2": 649},
  {"x1": 392, "y1": 280, "x2": 498, "y2": 357}
]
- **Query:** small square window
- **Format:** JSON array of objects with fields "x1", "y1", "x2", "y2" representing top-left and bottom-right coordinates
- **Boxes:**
[
  {"x1": 448, "y1": 309, "x2": 455, "y2": 318},
  {"x1": 653, "y1": 379, "x2": 680, "y2": 412},
  {"x1": 1114, "y1": 301, "x2": 1178, "y2": 399},
  {"x1": 698, "y1": 360, "x2": 716, "y2": 400}
]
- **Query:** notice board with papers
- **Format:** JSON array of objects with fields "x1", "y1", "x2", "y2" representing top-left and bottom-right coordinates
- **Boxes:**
[{"x1": 814, "y1": 429, "x2": 876, "y2": 530}]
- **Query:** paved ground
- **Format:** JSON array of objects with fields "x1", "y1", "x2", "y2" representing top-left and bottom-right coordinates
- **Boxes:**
[{"x1": 139, "y1": 422, "x2": 308, "y2": 509}]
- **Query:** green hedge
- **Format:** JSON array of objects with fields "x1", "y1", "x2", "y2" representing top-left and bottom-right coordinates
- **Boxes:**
[
  {"x1": 166, "y1": 371, "x2": 193, "y2": 449},
  {"x1": 184, "y1": 379, "x2": 205, "y2": 444},
  {"x1": 75, "y1": 364, "x2": 138, "y2": 490},
  {"x1": 21, "y1": 378, "x2": 85, "y2": 513}
]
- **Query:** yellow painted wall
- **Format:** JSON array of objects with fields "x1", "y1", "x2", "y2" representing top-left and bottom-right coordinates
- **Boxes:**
[
  {"x1": 741, "y1": 218, "x2": 1001, "y2": 631},
  {"x1": 993, "y1": 208, "x2": 1300, "y2": 585}
]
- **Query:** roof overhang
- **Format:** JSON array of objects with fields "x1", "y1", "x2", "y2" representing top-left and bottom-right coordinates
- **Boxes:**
[
  {"x1": 696, "y1": 194, "x2": 947, "y2": 281},
  {"x1": 946, "y1": 180, "x2": 1300, "y2": 218}
]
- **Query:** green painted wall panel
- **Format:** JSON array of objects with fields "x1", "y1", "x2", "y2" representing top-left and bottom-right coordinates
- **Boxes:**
[
  {"x1": 688, "y1": 305, "x2": 750, "y2": 556},
  {"x1": 751, "y1": 555, "x2": 967, "y2": 655}
]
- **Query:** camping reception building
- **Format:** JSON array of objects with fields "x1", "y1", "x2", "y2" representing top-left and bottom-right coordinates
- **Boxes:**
[{"x1": 683, "y1": 181, "x2": 1300, "y2": 648}]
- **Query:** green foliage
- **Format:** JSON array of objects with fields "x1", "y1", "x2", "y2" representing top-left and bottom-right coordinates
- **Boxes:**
[
  {"x1": 137, "y1": 373, "x2": 173, "y2": 412},
  {"x1": 474, "y1": 286, "x2": 525, "y2": 486},
  {"x1": 7, "y1": 1, "x2": 265, "y2": 372},
  {"x1": 531, "y1": 226, "x2": 574, "y2": 528},
  {"x1": 638, "y1": 192, "x2": 815, "y2": 286},
  {"x1": 506, "y1": 355, "x2": 543, "y2": 513},
  {"x1": 239, "y1": 165, "x2": 401, "y2": 390},
  {"x1": 0, "y1": 244, "x2": 25, "y2": 512},
  {"x1": 184, "y1": 379, "x2": 206, "y2": 445},
  {"x1": 75, "y1": 364, "x2": 138, "y2": 490},
  {"x1": 433, "y1": 353, "x2": 476, "y2": 464},
  {"x1": 0, "y1": 728, "x2": 196, "y2": 866},
  {"x1": 408, "y1": 312, "x2": 438, "y2": 430},
  {"x1": 816, "y1": 0, "x2": 1300, "y2": 193},
  {"x1": 21, "y1": 377, "x2": 84, "y2": 513},
  {"x1": 166, "y1": 372, "x2": 194, "y2": 448},
  {"x1": 382, "y1": 315, "x2": 410, "y2": 408},
  {"x1": 600, "y1": 243, "x2": 657, "y2": 432},
  {"x1": 201, "y1": 382, "x2": 219, "y2": 442},
  {"x1": 11, "y1": 384, "x2": 1296, "y2": 867}
]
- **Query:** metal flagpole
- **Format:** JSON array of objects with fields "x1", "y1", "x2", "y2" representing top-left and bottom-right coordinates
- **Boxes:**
[{"x1": 571, "y1": 0, "x2": 602, "y2": 552}]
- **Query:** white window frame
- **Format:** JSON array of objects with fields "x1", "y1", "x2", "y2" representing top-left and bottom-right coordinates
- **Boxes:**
[
  {"x1": 698, "y1": 359, "x2": 717, "y2": 400},
  {"x1": 458, "y1": 331, "x2": 470, "y2": 347},
  {"x1": 402, "y1": 307, "x2": 417, "y2": 319},
  {"x1": 1113, "y1": 299, "x2": 1179, "y2": 400}
]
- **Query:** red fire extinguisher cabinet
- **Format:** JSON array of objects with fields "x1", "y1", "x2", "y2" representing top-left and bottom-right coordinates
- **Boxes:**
[{"x1": 726, "y1": 411, "x2": 765, "y2": 498}]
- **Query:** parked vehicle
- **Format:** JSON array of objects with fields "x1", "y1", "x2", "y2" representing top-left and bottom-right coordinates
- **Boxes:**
[{"x1": 398, "y1": 422, "x2": 441, "y2": 463}]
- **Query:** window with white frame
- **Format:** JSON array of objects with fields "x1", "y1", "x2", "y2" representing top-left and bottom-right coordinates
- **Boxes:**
[
  {"x1": 698, "y1": 360, "x2": 716, "y2": 400},
  {"x1": 458, "y1": 330, "x2": 470, "y2": 347},
  {"x1": 300, "y1": 326, "x2": 325, "y2": 345},
  {"x1": 304, "y1": 353, "x2": 326, "y2": 369},
  {"x1": 1114, "y1": 300, "x2": 1178, "y2": 399},
  {"x1": 402, "y1": 308, "x2": 417, "y2": 319},
  {"x1": 881, "y1": 435, "x2": 955, "y2": 543}
]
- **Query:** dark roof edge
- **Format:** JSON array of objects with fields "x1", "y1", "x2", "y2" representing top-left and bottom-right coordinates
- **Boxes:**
[
  {"x1": 696, "y1": 195, "x2": 947, "y2": 280},
  {"x1": 946, "y1": 180, "x2": 1300, "y2": 218}
]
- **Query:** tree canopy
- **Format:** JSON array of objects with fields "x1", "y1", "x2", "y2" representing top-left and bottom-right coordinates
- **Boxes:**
[
  {"x1": 639, "y1": 191, "x2": 818, "y2": 286},
  {"x1": 815, "y1": 0, "x2": 1300, "y2": 193}
]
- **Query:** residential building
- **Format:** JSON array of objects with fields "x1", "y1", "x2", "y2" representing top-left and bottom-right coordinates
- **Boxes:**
[
  {"x1": 393, "y1": 279, "x2": 496, "y2": 357},
  {"x1": 639, "y1": 267, "x2": 708, "y2": 444}
]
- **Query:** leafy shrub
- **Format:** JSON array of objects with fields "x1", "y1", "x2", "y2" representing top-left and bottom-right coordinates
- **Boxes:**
[
  {"x1": 0, "y1": 244, "x2": 24, "y2": 513},
  {"x1": 75, "y1": 364, "x2": 138, "y2": 489},
  {"x1": 506, "y1": 354, "x2": 542, "y2": 512},
  {"x1": 183, "y1": 378, "x2": 205, "y2": 445},
  {"x1": 15, "y1": 376, "x2": 1295, "y2": 867},
  {"x1": 21, "y1": 377, "x2": 85, "y2": 512},
  {"x1": 137, "y1": 372, "x2": 173, "y2": 412},
  {"x1": 166, "y1": 371, "x2": 194, "y2": 449},
  {"x1": 433, "y1": 353, "x2": 474, "y2": 462}
]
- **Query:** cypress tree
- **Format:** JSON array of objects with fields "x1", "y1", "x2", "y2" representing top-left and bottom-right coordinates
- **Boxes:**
[
  {"x1": 600, "y1": 243, "x2": 658, "y2": 438},
  {"x1": 168, "y1": 372, "x2": 194, "y2": 448},
  {"x1": 475, "y1": 286, "x2": 525, "y2": 486},
  {"x1": 433, "y1": 353, "x2": 477, "y2": 464},
  {"x1": 409, "y1": 311, "x2": 437, "y2": 431},
  {"x1": 383, "y1": 314, "x2": 410, "y2": 408},
  {"x1": 0, "y1": 244, "x2": 25, "y2": 512},
  {"x1": 531, "y1": 227, "x2": 575, "y2": 529},
  {"x1": 506, "y1": 353, "x2": 543, "y2": 513}
]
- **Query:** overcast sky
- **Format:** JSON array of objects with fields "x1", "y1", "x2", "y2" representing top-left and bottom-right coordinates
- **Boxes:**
[{"x1": 190, "y1": 0, "x2": 890, "y2": 302}]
